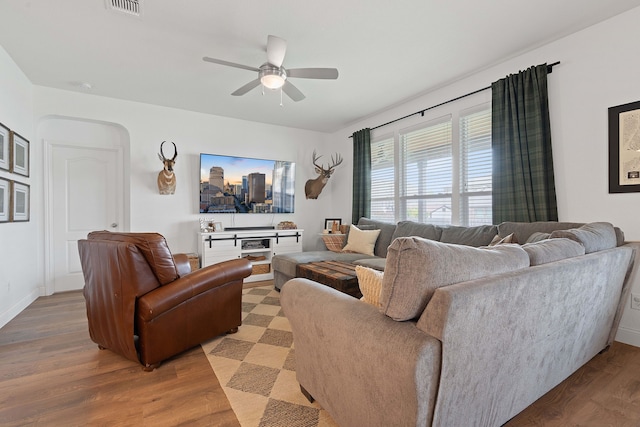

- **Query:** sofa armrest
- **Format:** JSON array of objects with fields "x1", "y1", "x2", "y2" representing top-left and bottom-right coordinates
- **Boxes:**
[
  {"x1": 280, "y1": 278, "x2": 441, "y2": 427},
  {"x1": 138, "y1": 258, "x2": 251, "y2": 321},
  {"x1": 419, "y1": 246, "x2": 634, "y2": 427}
]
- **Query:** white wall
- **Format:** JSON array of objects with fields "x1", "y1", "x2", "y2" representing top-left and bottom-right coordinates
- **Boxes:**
[
  {"x1": 0, "y1": 45, "x2": 39, "y2": 327},
  {"x1": 329, "y1": 6, "x2": 640, "y2": 346},
  {"x1": 0, "y1": 51, "x2": 345, "y2": 327},
  {"x1": 32, "y1": 87, "x2": 345, "y2": 256}
]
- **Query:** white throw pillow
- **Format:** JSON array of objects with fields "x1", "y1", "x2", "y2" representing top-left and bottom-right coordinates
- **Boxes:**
[
  {"x1": 355, "y1": 265, "x2": 383, "y2": 308},
  {"x1": 342, "y1": 225, "x2": 381, "y2": 256}
]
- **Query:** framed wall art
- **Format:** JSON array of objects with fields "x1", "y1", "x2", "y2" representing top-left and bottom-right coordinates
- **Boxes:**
[
  {"x1": 11, "y1": 181, "x2": 29, "y2": 222},
  {"x1": 11, "y1": 131, "x2": 29, "y2": 177},
  {"x1": 0, "y1": 177, "x2": 9, "y2": 222},
  {"x1": 0, "y1": 122, "x2": 9, "y2": 171},
  {"x1": 609, "y1": 100, "x2": 640, "y2": 193}
]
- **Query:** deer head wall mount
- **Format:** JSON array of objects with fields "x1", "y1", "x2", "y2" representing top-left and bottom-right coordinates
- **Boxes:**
[
  {"x1": 304, "y1": 150, "x2": 343, "y2": 199},
  {"x1": 157, "y1": 141, "x2": 178, "y2": 195}
]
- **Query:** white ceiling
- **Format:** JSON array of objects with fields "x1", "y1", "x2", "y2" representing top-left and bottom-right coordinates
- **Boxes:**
[{"x1": 1, "y1": 1, "x2": 640, "y2": 133}]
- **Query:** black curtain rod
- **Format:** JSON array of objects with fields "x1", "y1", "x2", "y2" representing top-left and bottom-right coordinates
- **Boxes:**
[{"x1": 349, "y1": 61, "x2": 560, "y2": 138}]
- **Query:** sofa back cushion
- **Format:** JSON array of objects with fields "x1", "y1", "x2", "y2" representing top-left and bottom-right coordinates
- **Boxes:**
[
  {"x1": 380, "y1": 237, "x2": 529, "y2": 321},
  {"x1": 522, "y1": 238, "x2": 585, "y2": 266},
  {"x1": 439, "y1": 224, "x2": 498, "y2": 247},
  {"x1": 87, "y1": 231, "x2": 179, "y2": 285},
  {"x1": 356, "y1": 218, "x2": 397, "y2": 257},
  {"x1": 497, "y1": 221, "x2": 584, "y2": 244},
  {"x1": 391, "y1": 220, "x2": 443, "y2": 242},
  {"x1": 549, "y1": 222, "x2": 618, "y2": 254}
]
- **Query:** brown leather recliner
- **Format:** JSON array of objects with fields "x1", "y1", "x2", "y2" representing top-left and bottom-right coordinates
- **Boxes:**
[{"x1": 78, "y1": 231, "x2": 252, "y2": 371}]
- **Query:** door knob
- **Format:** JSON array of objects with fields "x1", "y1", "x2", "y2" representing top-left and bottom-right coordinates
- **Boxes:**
[{"x1": 110, "y1": 223, "x2": 118, "y2": 228}]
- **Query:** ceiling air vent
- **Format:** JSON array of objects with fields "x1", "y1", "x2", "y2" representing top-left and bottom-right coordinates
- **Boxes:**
[{"x1": 106, "y1": 0, "x2": 142, "y2": 17}]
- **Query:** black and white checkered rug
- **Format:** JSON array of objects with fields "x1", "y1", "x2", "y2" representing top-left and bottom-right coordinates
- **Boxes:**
[{"x1": 201, "y1": 286, "x2": 337, "y2": 427}]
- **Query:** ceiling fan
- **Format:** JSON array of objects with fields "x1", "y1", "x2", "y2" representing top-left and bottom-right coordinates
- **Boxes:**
[{"x1": 203, "y1": 35, "x2": 339, "y2": 102}]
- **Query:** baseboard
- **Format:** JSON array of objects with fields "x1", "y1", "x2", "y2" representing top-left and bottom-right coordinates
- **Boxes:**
[
  {"x1": 0, "y1": 288, "x2": 39, "y2": 329},
  {"x1": 615, "y1": 326, "x2": 640, "y2": 348}
]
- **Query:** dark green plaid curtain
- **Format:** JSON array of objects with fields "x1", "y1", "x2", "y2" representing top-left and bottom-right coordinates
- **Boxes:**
[
  {"x1": 352, "y1": 128, "x2": 371, "y2": 224},
  {"x1": 491, "y1": 64, "x2": 558, "y2": 224}
]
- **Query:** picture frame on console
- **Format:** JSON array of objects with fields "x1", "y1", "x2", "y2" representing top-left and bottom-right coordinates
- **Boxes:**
[
  {"x1": 609, "y1": 100, "x2": 640, "y2": 193},
  {"x1": 324, "y1": 218, "x2": 342, "y2": 233}
]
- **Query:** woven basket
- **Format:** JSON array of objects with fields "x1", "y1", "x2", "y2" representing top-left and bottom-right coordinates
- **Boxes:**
[
  {"x1": 321, "y1": 234, "x2": 346, "y2": 252},
  {"x1": 186, "y1": 253, "x2": 200, "y2": 271},
  {"x1": 252, "y1": 263, "x2": 271, "y2": 275}
]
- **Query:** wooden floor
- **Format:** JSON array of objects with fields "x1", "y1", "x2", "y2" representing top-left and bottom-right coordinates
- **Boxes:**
[{"x1": 1, "y1": 290, "x2": 640, "y2": 426}]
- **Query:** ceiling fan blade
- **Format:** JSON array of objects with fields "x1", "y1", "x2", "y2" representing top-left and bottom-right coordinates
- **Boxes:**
[
  {"x1": 231, "y1": 79, "x2": 261, "y2": 96},
  {"x1": 287, "y1": 68, "x2": 339, "y2": 79},
  {"x1": 282, "y1": 81, "x2": 305, "y2": 102},
  {"x1": 267, "y1": 35, "x2": 287, "y2": 68},
  {"x1": 203, "y1": 57, "x2": 260, "y2": 72}
]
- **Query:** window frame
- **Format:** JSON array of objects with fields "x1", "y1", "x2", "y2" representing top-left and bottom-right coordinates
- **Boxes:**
[{"x1": 369, "y1": 92, "x2": 491, "y2": 226}]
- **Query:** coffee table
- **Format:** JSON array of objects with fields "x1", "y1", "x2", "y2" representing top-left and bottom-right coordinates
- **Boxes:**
[{"x1": 296, "y1": 260, "x2": 362, "y2": 298}]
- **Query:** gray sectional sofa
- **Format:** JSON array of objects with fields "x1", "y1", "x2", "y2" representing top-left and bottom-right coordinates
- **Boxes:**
[
  {"x1": 279, "y1": 220, "x2": 637, "y2": 426},
  {"x1": 272, "y1": 217, "x2": 621, "y2": 291}
]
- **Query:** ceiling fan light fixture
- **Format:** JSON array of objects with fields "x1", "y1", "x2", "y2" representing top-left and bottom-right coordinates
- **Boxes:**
[{"x1": 259, "y1": 66, "x2": 286, "y2": 89}]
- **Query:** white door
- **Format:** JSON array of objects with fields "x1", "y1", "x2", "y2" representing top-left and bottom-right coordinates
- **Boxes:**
[{"x1": 51, "y1": 145, "x2": 123, "y2": 293}]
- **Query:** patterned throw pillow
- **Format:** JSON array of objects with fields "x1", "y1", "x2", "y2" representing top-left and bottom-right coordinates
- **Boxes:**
[
  {"x1": 355, "y1": 265, "x2": 383, "y2": 308},
  {"x1": 488, "y1": 233, "x2": 518, "y2": 246}
]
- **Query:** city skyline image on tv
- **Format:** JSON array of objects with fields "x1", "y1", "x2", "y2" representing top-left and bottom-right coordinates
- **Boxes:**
[{"x1": 199, "y1": 153, "x2": 295, "y2": 214}]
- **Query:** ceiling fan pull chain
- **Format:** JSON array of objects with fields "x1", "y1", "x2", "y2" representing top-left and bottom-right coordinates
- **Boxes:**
[{"x1": 280, "y1": 88, "x2": 284, "y2": 107}]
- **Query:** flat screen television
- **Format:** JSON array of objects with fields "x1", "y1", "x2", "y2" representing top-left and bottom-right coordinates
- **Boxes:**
[{"x1": 199, "y1": 153, "x2": 296, "y2": 213}]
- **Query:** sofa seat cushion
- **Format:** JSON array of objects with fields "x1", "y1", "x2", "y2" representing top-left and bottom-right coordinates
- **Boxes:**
[
  {"x1": 439, "y1": 224, "x2": 498, "y2": 247},
  {"x1": 522, "y1": 238, "x2": 585, "y2": 265},
  {"x1": 352, "y1": 257, "x2": 386, "y2": 271},
  {"x1": 550, "y1": 222, "x2": 618, "y2": 254},
  {"x1": 381, "y1": 237, "x2": 530, "y2": 321},
  {"x1": 272, "y1": 251, "x2": 378, "y2": 278}
]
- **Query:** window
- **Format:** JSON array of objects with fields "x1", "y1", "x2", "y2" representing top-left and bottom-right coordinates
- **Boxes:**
[
  {"x1": 370, "y1": 103, "x2": 491, "y2": 226},
  {"x1": 370, "y1": 136, "x2": 395, "y2": 222}
]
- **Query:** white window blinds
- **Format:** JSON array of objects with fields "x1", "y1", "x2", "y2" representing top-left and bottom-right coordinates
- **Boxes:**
[
  {"x1": 400, "y1": 118, "x2": 452, "y2": 225},
  {"x1": 370, "y1": 136, "x2": 395, "y2": 222},
  {"x1": 369, "y1": 102, "x2": 491, "y2": 226},
  {"x1": 460, "y1": 108, "x2": 492, "y2": 226}
]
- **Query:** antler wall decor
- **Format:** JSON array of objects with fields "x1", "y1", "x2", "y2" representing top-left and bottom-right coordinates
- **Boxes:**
[
  {"x1": 304, "y1": 150, "x2": 343, "y2": 199},
  {"x1": 157, "y1": 141, "x2": 178, "y2": 195}
]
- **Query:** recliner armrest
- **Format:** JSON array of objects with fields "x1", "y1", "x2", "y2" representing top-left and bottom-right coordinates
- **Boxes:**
[
  {"x1": 137, "y1": 258, "x2": 251, "y2": 321},
  {"x1": 173, "y1": 253, "x2": 191, "y2": 277}
]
